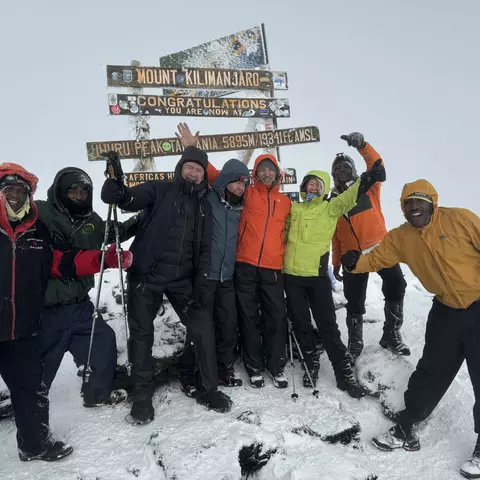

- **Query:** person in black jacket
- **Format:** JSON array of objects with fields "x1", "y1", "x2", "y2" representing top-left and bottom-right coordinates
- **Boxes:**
[
  {"x1": 101, "y1": 141, "x2": 233, "y2": 424},
  {"x1": 36, "y1": 167, "x2": 138, "y2": 407},
  {"x1": 0, "y1": 162, "x2": 130, "y2": 462},
  {"x1": 206, "y1": 157, "x2": 250, "y2": 387}
]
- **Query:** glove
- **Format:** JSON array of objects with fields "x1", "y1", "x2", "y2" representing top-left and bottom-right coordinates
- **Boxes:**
[
  {"x1": 104, "y1": 244, "x2": 133, "y2": 270},
  {"x1": 341, "y1": 250, "x2": 361, "y2": 272},
  {"x1": 101, "y1": 151, "x2": 124, "y2": 184},
  {"x1": 101, "y1": 178, "x2": 126, "y2": 205},
  {"x1": 358, "y1": 159, "x2": 386, "y2": 198},
  {"x1": 340, "y1": 132, "x2": 366, "y2": 149},
  {"x1": 333, "y1": 265, "x2": 343, "y2": 282}
]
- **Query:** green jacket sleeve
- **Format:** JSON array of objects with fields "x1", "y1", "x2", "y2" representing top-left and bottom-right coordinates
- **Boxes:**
[{"x1": 327, "y1": 179, "x2": 360, "y2": 218}]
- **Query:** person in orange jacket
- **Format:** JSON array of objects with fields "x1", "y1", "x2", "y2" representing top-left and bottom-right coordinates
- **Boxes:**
[
  {"x1": 331, "y1": 132, "x2": 408, "y2": 363},
  {"x1": 207, "y1": 147, "x2": 291, "y2": 389},
  {"x1": 341, "y1": 180, "x2": 480, "y2": 479}
]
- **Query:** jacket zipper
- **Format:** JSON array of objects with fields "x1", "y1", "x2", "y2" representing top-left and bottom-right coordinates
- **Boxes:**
[
  {"x1": 219, "y1": 208, "x2": 228, "y2": 282},
  {"x1": 257, "y1": 190, "x2": 271, "y2": 266},
  {"x1": 272, "y1": 201, "x2": 276, "y2": 217},
  {"x1": 11, "y1": 241, "x2": 17, "y2": 340},
  {"x1": 176, "y1": 200, "x2": 189, "y2": 277}
]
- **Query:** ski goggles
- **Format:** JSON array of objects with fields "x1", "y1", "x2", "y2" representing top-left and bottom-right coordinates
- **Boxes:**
[
  {"x1": 405, "y1": 192, "x2": 433, "y2": 204},
  {"x1": 67, "y1": 182, "x2": 90, "y2": 192},
  {"x1": 0, "y1": 175, "x2": 31, "y2": 193},
  {"x1": 238, "y1": 175, "x2": 250, "y2": 186}
]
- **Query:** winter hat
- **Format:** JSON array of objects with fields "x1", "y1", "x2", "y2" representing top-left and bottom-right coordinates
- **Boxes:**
[
  {"x1": 0, "y1": 174, "x2": 31, "y2": 192},
  {"x1": 331, "y1": 153, "x2": 359, "y2": 188},
  {"x1": 405, "y1": 192, "x2": 433, "y2": 204}
]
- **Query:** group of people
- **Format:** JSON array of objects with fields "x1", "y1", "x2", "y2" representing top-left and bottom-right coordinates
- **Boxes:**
[{"x1": 2, "y1": 123, "x2": 480, "y2": 479}]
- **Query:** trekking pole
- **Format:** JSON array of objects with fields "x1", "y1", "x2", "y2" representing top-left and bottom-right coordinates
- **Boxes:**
[
  {"x1": 291, "y1": 329, "x2": 319, "y2": 397},
  {"x1": 84, "y1": 204, "x2": 113, "y2": 383},
  {"x1": 112, "y1": 204, "x2": 131, "y2": 376},
  {"x1": 287, "y1": 319, "x2": 298, "y2": 402}
]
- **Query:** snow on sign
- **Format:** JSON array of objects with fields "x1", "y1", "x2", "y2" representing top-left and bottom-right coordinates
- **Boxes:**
[
  {"x1": 108, "y1": 93, "x2": 290, "y2": 118},
  {"x1": 106, "y1": 65, "x2": 288, "y2": 91},
  {"x1": 124, "y1": 169, "x2": 297, "y2": 187},
  {"x1": 159, "y1": 24, "x2": 269, "y2": 98},
  {"x1": 87, "y1": 126, "x2": 320, "y2": 161}
]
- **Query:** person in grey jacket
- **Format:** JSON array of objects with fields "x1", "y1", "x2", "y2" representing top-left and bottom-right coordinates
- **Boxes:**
[{"x1": 206, "y1": 158, "x2": 250, "y2": 386}]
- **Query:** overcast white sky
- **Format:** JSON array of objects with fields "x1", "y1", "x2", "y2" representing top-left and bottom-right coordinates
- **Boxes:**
[{"x1": 1, "y1": 0, "x2": 478, "y2": 227}]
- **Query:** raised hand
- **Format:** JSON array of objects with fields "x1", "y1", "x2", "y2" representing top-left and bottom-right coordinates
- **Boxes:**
[
  {"x1": 340, "y1": 132, "x2": 366, "y2": 149},
  {"x1": 175, "y1": 122, "x2": 200, "y2": 148}
]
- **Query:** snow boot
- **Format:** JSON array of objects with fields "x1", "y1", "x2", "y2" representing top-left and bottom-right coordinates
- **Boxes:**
[
  {"x1": 196, "y1": 390, "x2": 233, "y2": 413},
  {"x1": 271, "y1": 371, "x2": 288, "y2": 389},
  {"x1": 83, "y1": 389, "x2": 128, "y2": 408},
  {"x1": 302, "y1": 348, "x2": 320, "y2": 388},
  {"x1": 372, "y1": 425, "x2": 420, "y2": 452},
  {"x1": 19, "y1": 439, "x2": 74, "y2": 462},
  {"x1": 346, "y1": 314, "x2": 364, "y2": 364},
  {"x1": 249, "y1": 374, "x2": 265, "y2": 388},
  {"x1": 336, "y1": 373, "x2": 370, "y2": 398},
  {"x1": 219, "y1": 374, "x2": 243, "y2": 387},
  {"x1": 129, "y1": 399, "x2": 154, "y2": 425},
  {"x1": 380, "y1": 300, "x2": 411, "y2": 356},
  {"x1": 461, "y1": 454, "x2": 480, "y2": 479}
]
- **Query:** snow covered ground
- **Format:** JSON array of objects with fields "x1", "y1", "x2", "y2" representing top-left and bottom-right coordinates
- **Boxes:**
[{"x1": 0, "y1": 269, "x2": 477, "y2": 479}]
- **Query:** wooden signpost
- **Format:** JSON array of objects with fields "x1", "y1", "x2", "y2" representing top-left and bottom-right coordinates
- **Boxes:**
[
  {"x1": 108, "y1": 93, "x2": 290, "y2": 118},
  {"x1": 107, "y1": 65, "x2": 288, "y2": 91},
  {"x1": 87, "y1": 126, "x2": 320, "y2": 161}
]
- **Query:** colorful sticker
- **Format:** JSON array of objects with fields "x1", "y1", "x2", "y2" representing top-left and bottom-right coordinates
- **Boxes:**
[
  {"x1": 108, "y1": 94, "x2": 118, "y2": 105},
  {"x1": 111, "y1": 105, "x2": 121, "y2": 115},
  {"x1": 123, "y1": 70, "x2": 133, "y2": 82},
  {"x1": 162, "y1": 141, "x2": 172, "y2": 152}
]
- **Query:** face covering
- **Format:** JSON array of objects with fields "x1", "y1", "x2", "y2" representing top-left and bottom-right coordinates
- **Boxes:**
[{"x1": 5, "y1": 197, "x2": 30, "y2": 221}]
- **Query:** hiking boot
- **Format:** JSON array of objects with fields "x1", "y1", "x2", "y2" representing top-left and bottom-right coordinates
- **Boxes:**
[
  {"x1": 380, "y1": 300, "x2": 411, "y2": 356},
  {"x1": 83, "y1": 389, "x2": 128, "y2": 408},
  {"x1": 303, "y1": 372, "x2": 318, "y2": 388},
  {"x1": 249, "y1": 374, "x2": 265, "y2": 388},
  {"x1": 336, "y1": 374, "x2": 369, "y2": 398},
  {"x1": 346, "y1": 314, "x2": 364, "y2": 364},
  {"x1": 271, "y1": 372, "x2": 288, "y2": 389},
  {"x1": 196, "y1": 390, "x2": 233, "y2": 413},
  {"x1": 130, "y1": 399, "x2": 154, "y2": 425},
  {"x1": 19, "y1": 440, "x2": 74, "y2": 462},
  {"x1": 219, "y1": 375, "x2": 243, "y2": 387},
  {"x1": 372, "y1": 425, "x2": 420, "y2": 452},
  {"x1": 461, "y1": 453, "x2": 480, "y2": 479}
]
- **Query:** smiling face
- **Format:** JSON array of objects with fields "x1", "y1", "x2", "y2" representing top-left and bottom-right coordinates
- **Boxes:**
[
  {"x1": 1, "y1": 184, "x2": 28, "y2": 212},
  {"x1": 333, "y1": 162, "x2": 353, "y2": 184},
  {"x1": 305, "y1": 178, "x2": 325, "y2": 196},
  {"x1": 181, "y1": 161, "x2": 205, "y2": 185},
  {"x1": 404, "y1": 197, "x2": 433, "y2": 228},
  {"x1": 226, "y1": 180, "x2": 246, "y2": 197}
]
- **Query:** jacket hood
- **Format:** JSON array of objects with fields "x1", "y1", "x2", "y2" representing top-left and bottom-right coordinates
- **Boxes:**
[
  {"x1": 252, "y1": 153, "x2": 281, "y2": 191},
  {"x1": 400, "y1": 179, "x2": 438, "y2": 215},
  {"x1": 0, "y1": 163, "x2": 39, "y2": 235},
  {"x1": 299, "y1": 170, "x2": 331, "y2": 201},
  {"x1": 331, "y1": 154, "x2": 359, "y2": 189},
  {"x1": 212, "y1": 159, "x2": 249, "y2": 202},
  {"x1": 174, "y1": 146, "x2": 209, "y2": 195},
  {"x1": 47, "y1": 167, "x2": 93, "y2": 216}
]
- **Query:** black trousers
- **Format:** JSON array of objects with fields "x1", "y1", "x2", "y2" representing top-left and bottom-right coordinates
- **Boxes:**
[
  {"x1": 127, "y1": 278, "x2": 218, "y2": 401},
  {"x1": 39, "y1": 301, "x2": 117, "y2": 401},
  {"x1": 398, "y1": 300, "x2": 480, "y2": 434},
  {"x1": 235, "y1": 262, "x2": 287, "y2": 377},
  {"x1": 343, "y1": 263, "x2": 407, "y2": 316},
  {"x1": 284, "y1": 274, "x2": 350, "y2": 377},
  {"x1": 0, "y1": 337, "x2": 50, "y2": 454},
  {"x1": 205, "y1": 280, "x2": 238, "y2": 378}
]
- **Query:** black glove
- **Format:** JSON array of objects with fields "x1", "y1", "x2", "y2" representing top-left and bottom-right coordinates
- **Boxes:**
[
  {"x1": 101, "y1": 151, "x2": 124, "y2": 185},
  {"x1": 101, "y1": 178, "x2": 126, "y2": 205},
  {"x1": 357, "y1": 159, "x2": 386, "y2": 199},
  {"x1": 340, "y1": 132, "x2": 366, "y2": 149},
  {"x1": 341, "y1": 250, "x2": 361, "y2": 271}
]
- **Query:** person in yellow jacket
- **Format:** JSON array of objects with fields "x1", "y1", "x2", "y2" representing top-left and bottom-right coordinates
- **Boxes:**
[
  {"x1": 284, "y1": 160, "x2": 385, "y2": 398},
  {"x1": 341, "y1": 180, "x2": 480, "y2": 479}
]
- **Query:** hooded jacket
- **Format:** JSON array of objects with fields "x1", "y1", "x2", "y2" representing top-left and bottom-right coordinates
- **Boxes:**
[
  {"x1": 354, "y1": 180, "x2": 480, "y2": 309},
  {"x1": 36, "y1": 167, "x2": 138, "y2": 307},
  {"x1": 207, "y1": 159, "x2": 249, "y2": 282},
  {"x1": 284, "y1": 170, "x2": 361, "y2": 277},
  {"x1": 331, "y1": 143, "x2": 387, "y2": 266},
  {"x1": 208, "y1": 153, "x2": 291, "y2": 270},
  {"x1": 0, "y1": 163, "x2": 105, "y2": 341},
  {"x1": 101, "y1": 147, "x2": 212, "y2": 297}
]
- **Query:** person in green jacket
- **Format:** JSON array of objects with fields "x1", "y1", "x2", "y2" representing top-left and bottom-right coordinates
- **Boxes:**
[
  {"x1": 284, "y1": 161, "x2": 385, "y2": 398},
  {"x1": 36, "y1": 167, "x2": 138, "y2": 407}
]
